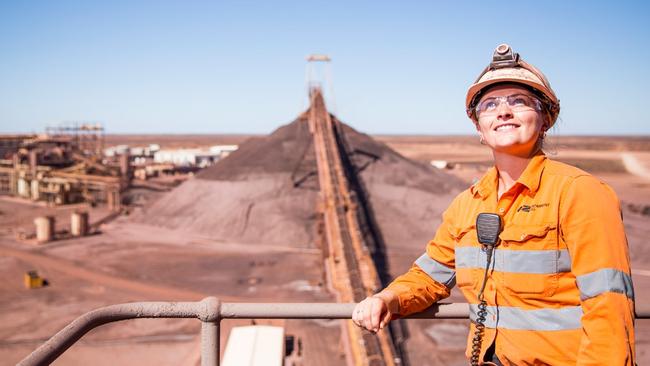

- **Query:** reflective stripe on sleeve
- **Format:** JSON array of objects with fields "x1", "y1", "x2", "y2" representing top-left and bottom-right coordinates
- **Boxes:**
[
  {"x1": 455, "y1": 247, "x2": 571, "y2": 274},
  {"x1": 469, "y1": 304, "x2": 583, "y2": 331},
  {"x1": 414, "y1": 253, "x2": 456, "y2": 288},
  {"x1": 576, "y1": 268, "x2": 635, "y2": 301}
]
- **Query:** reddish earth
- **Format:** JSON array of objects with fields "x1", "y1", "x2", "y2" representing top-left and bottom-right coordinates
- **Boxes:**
[{"x1": 1, "y1": 131, "x2": 649, "y2": 366}]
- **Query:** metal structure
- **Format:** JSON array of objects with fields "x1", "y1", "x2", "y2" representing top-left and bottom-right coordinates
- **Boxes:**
[
  {"x1": 45, "y1": 122, "x2": 105, "y2": 157},
  {"x1": 309, "y1": 87, "x2": 399, "y2": 365},
  {"x1": 306, "y1": 54, "x2": 336, "y2": 111},
  {"x1": 18, "y1": 297, "x2": 467, "y2": 366},
  {"x1": 0, "y1": 128, "x2": 125, "y2": 211},
  {"x1": 18, "y1": 297, "x2": 650, "y2": 366}
]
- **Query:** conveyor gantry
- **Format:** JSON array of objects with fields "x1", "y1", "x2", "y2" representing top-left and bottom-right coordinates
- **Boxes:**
[{"x1": 307, "y1": 87, "x2": 399, "y2": 366}]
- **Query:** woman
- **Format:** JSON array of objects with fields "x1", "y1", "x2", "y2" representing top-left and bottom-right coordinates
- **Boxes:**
[{"x1": 352, "y1": 44, "x2": 635, "y2": 365}]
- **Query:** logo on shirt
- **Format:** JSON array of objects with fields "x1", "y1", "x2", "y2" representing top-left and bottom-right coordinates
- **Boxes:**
[{"x1": 516, "y1": 203, "x2": 550, "y2": 213}]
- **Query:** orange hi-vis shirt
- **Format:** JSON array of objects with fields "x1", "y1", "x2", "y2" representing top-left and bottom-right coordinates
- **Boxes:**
[{"x1": 386, "y1": 154, "x2": 635, "y2": 365}]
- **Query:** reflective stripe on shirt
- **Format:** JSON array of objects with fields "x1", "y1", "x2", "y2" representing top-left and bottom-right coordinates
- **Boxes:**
[
  {"x1": 456, "y1": 246, "x2": 571, "y2": 274},
  {"x1": 576, "y1": 268, "x2": 635, "y2": 301},
  {"x1": 469, "y1": 303, "x2": 583, "y2": 331},
  {"x1": 415, "y1": 253, "x2": 456, "y2": 287}
]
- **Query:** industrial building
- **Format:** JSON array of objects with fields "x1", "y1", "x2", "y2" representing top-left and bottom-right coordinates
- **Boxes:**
[{"x1": 0, "y1": 125, "x2": 125, "y2": 210}]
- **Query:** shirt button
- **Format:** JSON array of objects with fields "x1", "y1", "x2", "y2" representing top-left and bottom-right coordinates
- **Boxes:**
[{"x1": 498, "y1": 208, "x2": 505, "y2": 213}]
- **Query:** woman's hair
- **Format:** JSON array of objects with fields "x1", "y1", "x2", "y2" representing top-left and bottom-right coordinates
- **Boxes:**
[{"x1": 527, "y1": 87, "x2": 554, "y2": 130}]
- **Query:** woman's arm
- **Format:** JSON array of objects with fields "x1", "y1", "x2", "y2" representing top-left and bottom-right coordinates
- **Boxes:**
[
  {"x1": 352, "y1": 197, "x2": 461, "y2": 332},
  {"x1": 560, "y1": 175, "x2": 635, "y2": 365}
]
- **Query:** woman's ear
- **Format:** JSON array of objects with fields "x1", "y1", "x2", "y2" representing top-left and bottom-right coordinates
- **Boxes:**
[
  {"x1": 475, "y1": 122, "x2": 486, "y2": 144},
  {"x1": 539, "y1": 113, "x2": 550, "y2": 132},
  {"x1": 545, "y1": 111, "x2": 553, "y2": 130}
]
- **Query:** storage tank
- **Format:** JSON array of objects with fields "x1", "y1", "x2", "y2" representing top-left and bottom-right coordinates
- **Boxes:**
[
  {"x1": 30, "y1": 179, "x2": 40, "y2": 200},
  {"x1": 34, "y1": 216, "x2": 55, "y2": 243},
  {"x1": 17, "y1": 178, "x2": 29, "y2": 198},
  {"x1": 71, "y1": 211, "x2": 89, "y2": 237}
]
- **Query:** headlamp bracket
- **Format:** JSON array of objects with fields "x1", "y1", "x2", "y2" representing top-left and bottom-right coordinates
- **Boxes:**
[{"x1": 489, "y1": 44, "x2": 520, "y2": 70}]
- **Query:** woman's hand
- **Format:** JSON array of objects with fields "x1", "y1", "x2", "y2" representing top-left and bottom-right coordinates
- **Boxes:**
[{"x1": 352, "y1": 291, "x2": 399, "y2": 333}]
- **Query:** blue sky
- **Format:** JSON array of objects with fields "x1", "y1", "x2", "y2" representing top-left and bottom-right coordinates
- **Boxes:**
[{"x1": 1, "y1": 0, "x2": 648, "y2": 135}]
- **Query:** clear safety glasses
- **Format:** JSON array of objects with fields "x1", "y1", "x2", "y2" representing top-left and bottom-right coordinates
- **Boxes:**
[{"x1": 475, "y1": 93, "x2": 543, "y2": 117}]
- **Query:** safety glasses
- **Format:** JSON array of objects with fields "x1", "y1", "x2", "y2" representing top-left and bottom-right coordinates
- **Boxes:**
[{"x1": 475, "y1": 93, "x2": 543, "y2": 117}]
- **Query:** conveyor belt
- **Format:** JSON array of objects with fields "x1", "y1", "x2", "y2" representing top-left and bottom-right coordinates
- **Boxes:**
[{"x1": 308, "y1": 88, "x2": 399, "y2": 366}]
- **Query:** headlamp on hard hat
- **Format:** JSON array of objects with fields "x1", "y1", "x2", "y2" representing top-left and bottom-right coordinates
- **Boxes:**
[{"x1": 489, "y1": 44, "x2": 520, "y2": 70}]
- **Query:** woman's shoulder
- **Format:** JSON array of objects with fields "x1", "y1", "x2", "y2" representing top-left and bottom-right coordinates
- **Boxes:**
[
  {"x1": 544, "y1": 158, "x2": 592, "y2": 179},
  {"x1": 544, "y1": 158, "x2": 619, "y2": 199}
]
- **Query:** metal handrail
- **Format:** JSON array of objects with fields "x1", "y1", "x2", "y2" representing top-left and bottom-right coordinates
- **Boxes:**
[{"x1": 19, "y1": 297, "x2": 649, "y2": 366}]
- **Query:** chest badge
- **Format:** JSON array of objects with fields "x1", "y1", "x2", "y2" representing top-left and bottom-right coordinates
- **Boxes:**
[{"x1": 516, "y1": 203, "x2": 550, "y2": 213}]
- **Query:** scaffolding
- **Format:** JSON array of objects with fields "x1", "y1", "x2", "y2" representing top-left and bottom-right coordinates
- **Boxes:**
[{"x1": 45, "y1": 122, "x2": 105, "y2": 157}]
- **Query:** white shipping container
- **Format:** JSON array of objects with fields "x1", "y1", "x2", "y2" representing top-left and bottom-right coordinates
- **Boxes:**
[
  {"x1": 221, "y1": 325, "x2": 284, "y2": 366},
  {"x1": 153, "y1": 149, "x2": 201, "y2": 166}
]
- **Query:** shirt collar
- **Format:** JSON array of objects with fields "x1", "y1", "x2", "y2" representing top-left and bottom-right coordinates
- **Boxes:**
[
  {"x1": 517, "y1": 153, "x2": 547, "y2": 194},
  {"x1": 471, "y1": 153, "x2": 547, "y2": 199},
  {"x1": 471, "y1": 165, "x2": 498, "y2": 199}
]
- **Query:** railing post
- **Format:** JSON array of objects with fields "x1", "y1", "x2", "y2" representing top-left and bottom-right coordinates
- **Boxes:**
[
  {"x1": 198, "y1": 296, "x2": 221, "y2": 366},
  {"x1": 201, "y1": 321, "x2": 219, "y2": 366}
]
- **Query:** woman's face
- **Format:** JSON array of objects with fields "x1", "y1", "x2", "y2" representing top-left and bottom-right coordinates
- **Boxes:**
[{"x1": 475, "y1": 84, "x2": 547, "y2": 157}]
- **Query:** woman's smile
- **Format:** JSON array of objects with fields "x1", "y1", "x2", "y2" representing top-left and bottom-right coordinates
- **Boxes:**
[{"x1": 493, "y1": 122, "x2": 520, "y2": 132}]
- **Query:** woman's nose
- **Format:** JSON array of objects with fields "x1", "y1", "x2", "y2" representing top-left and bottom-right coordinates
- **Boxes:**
[{"x1": 496, "y1": 101, "x2": 514, "y2": 120}]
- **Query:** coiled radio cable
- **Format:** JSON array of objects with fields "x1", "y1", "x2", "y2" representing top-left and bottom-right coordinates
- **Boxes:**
[{"x1": 470, "y1": 212, "x2": 502, "y2": 366}]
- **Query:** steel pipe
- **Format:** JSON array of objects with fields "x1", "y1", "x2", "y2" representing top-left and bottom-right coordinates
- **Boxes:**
[
  {"x1": 18, "y1": 298, "x2": 650, "y2": 366},
  {"x1": 18, "y1": 297, "x2": 221, "y2": 366},
  {"x1": 219, "y1": 302, "x2": 469, "y2": 319}
]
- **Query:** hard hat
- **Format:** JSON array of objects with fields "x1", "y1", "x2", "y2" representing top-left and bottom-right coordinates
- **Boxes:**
[{"x1": 466, "y1": 44, "x2": 560, "y2": 126}]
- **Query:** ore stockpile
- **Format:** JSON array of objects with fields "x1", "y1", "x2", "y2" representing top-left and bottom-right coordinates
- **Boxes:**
[
  {"x1": 136, "y1": 107, "x2": 462, "y2": 253},
  {"x1": 134, "y1": 89, "x2": 464, "y2": 365}
]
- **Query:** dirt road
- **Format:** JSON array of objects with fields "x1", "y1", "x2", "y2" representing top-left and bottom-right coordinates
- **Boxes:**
[
  {"x1": 0, "y1": 245, "x2": 206, "y2": 301},
  {"x1": 621, "y1": 153, "x2": 650, "y2": 180}
]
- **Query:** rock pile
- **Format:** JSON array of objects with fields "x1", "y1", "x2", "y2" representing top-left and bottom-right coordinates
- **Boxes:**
[{"x1": 135, "y1": 110, "x2": 465, "y2": 264}]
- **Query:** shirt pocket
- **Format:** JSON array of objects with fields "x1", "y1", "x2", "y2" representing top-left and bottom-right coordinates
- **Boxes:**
[
  {"x1": 450, "y1": 224, "x2": 479, "y2": 290},
  {"x1": 498, "y1": 224, "x2": 560, "y2": 296}
]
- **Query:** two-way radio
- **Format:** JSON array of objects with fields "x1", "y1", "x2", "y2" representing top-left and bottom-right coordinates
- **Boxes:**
[{"x1": 470, "y1": 213, "x2": 502, "y2": 366}]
